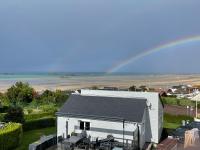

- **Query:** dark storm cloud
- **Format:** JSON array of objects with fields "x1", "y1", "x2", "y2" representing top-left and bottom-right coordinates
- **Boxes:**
[{"x1": 0, "y1": 0, "x2": 200, "y2": 73}]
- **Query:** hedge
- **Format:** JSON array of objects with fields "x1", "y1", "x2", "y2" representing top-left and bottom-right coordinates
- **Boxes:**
[
  {"x1": 162, "y1": 97, "x2": 196, "y2": 107},
  {"x1": 0, "y1": 123, "x2": 23, "y2": 150},
  {"x1": 1, "y1": 112, "x2": 54, "y2": 122},
  {"x1": 23, "y1": 117, "x2": 56, "y2": 131},
  {"x1": 24, "y1": 112, "x2": 54, "y2": 121}
]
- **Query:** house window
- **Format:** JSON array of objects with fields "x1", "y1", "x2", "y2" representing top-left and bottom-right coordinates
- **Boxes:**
[
  {"x1": 85, "y1": 122, "x2": 90, "y2": 130},
  {"x1": 80, "y1": 121, "x2": 84, "y2": 130},
  {"x1": 79, "y1": 121, "x2": 90, "y2": 130}
]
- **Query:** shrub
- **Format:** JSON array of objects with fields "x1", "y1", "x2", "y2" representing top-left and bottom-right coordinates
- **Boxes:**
[
  {"x1": 40, "y1": 96, "x2": 55, "y2": 104},
  {"x1": 129, "y1": 85, "x2": 136, "y2": 91},
  {"x1": 23, "y1": 117, "x2": 56, "y2": 131},
  {"x1": 37, "y1": 90, "x2": 69, "y2": 105},
  {"x1": 41, "y1": 90, "x2": 54, "y2": 98},
  {"x1": 54, "y1": 90, "x2": 69, "y2": 104},
  {"x1": 0, "y1": 123, "x2": 23, "y2": 150},
  {"x1": 162, "y1": 97, "x2": 195, "y2": 107},
  {"x1": 27, "y1": 108, "x2": 33, "y2": 114},
  {"x1": 40, "y1": 104, "x2": 58, "y2": 113},
  {"x1": 4, "y1": 106, "x2": 25, "y2": 123},
  {"x1": 28, "y1": 99, "x2": 39, "y2": 108},
  {"x1": 6, "y1": 82, "x2": 35, "y2": 104},
  {"x1": 179, "y1": 99, "x2": 195, "y2": 107},
  {"x1": 90, "y1": 86, "x2": 99, "y2": 90},
  {"x1": 162, "y1": 97, "x2": 179, "y2": 105},
  {"x1": 0, "y1": 93, "x2": 10, "y2": 106}
]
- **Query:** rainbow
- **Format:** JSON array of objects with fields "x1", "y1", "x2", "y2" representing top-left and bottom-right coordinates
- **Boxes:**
[{"x1": 107, "y1": 35, "x2": 200, "y2": 73}]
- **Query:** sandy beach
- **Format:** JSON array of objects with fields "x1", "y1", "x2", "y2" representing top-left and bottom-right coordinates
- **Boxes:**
[{"x1": 1, "y1": 74, "x2": 200, "y2": 92}]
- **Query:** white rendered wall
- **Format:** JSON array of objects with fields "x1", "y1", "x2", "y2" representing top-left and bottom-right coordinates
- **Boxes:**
[
  {"x1": 80, "y1": 90, "x2": 163, "y2": 143},
  {"x1": 57, "y1": 116, "x2": 67, "y2": 138},
  {"x1": 57, "y1": 116, "x2": 143, "y2": 146}
]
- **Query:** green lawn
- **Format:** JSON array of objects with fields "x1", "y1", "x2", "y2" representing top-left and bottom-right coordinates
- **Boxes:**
[
  {"x1": 15, "y1": 127, "x2": 56, "y2": 150},
  {"x1": 163, "y1": 113, "x2": 194, "y2": 130},
  {"x1": 163, "y1": 122, "x2": 180, "y2": 129}
]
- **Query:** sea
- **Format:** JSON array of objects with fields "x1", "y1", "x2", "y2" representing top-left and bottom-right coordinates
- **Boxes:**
[
  {"x1": 0, "y1": 72, "x2": 146, "y2": 92},
  {"x1": 0, "y1": 73, "x2": 198, "y2": 92}
]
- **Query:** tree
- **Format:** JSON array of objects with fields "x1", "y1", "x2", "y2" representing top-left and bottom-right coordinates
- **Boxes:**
[
  {"x1": 39, "y1": 89, "x2": 69, "y2": 104},
  {"x1": 54, "y1": 90, "x2": 69, "y2": 104},
  {"x1": 139, "y1": 85, "x2": 149, "y2": 92},
  {"x1": 4, "y1": 106, "x2": 25, "y2": 123},
  {"x1": 0, "y1": 92, "x2": 9, "y2": 106},
  {"x1": 7, "y1": 82, "x2": 35, "y2": 104},
  {"x1": 91, "y1": 86, "x2": 99, "y2": 90},
  {"x1": 129, "y1": 85, "x2": 136, "y2": 91},
  {"x1": 39, "y1": 90, "x2": 55, "y2": 103},
  {"x1": 41, "y1": 90, "x2": 54, "y2": 98}
]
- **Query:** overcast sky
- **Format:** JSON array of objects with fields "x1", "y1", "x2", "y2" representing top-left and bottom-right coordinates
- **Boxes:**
[{"x1": 0, "y1": 0, "x2": 200, "y2": 73}]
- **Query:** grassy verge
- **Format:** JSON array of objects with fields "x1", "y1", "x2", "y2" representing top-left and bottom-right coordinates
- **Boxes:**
[{"x1": 15, "y1": 127, "x2": 56, "y2": 150}]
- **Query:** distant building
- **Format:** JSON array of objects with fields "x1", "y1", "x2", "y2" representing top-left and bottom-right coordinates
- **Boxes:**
[
  {"x1": 57, "y1": 90, "x2": 164, "y2": 149},
  {"x1": 166, "y1": 84, "x2": 200, "y2": 99}
]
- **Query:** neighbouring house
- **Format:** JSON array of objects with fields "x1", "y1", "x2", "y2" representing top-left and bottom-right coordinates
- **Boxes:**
[
  {"x1": 168, "y1": 85, "x2": 197, "y2": 95},
  {"x1": 56, "y1": 90, "x2": 164, "y2": 149},
  {"x1": 166, "y1": 85, "x2": 200, "y2": 99},
  {"x1": 159, "y1": 91, "x2": 168, "y2": 97},
  {"x1": 167, "y1": 88, "x2": 178, "y2": 94}
]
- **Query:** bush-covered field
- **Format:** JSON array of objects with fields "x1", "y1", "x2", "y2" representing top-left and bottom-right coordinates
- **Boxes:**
[{"x1": 0, "y1": 123, "x2": 23, "y2": 150}]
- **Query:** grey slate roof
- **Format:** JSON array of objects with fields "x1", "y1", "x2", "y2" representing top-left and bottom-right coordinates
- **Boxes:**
[{"x1": 57, "y1": 94, "x2": 147, "y2": 122}]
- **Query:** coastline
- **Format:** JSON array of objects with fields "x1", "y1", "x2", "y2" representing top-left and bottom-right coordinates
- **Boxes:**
[{"x1": 1, "y1": 74, "x2": 200, "y2": 92}]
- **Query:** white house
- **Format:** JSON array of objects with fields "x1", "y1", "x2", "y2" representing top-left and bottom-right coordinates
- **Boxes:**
[{"x1": 57, "y1": 90, "x2": 163, "y2": 149}]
